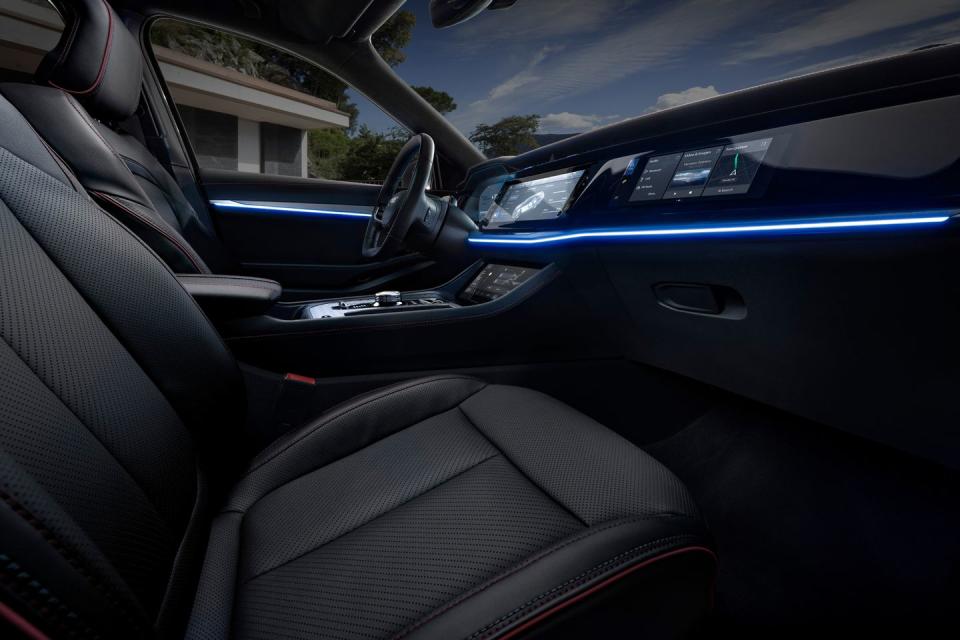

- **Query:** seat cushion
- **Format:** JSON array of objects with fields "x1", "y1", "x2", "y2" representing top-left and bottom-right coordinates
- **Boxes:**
[{"x1": 187, "y1": 376, "x2": 715, "y2": 640}]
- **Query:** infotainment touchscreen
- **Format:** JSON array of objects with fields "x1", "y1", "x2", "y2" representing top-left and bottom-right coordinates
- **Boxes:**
[
  {"x1": 483, "y1": 169, "x2": 586, "y2": 228},
  {"x1": 459, "y1": 264, "x2": 538, "y2": 304}
]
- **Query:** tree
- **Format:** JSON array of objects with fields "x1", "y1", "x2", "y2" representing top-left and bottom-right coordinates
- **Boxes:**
[
  {"x1": 151, "y1": 11, "x2": 416, "y2": 123},
  {"x1": 336, "y1": 126, "x2": 408, "y2": 183},
  {"x1": 470, "y1": 115, "x2": 541, "y2": 157},
  {"x1": 309, "y1": 126, "x2": 409, "y2": 183},
  {"x1": 372, "y1": 10, "x2": 416, "y2": 67},
  {"x1": 151, "y1": 21, "x2": 263, "y2": 76},
  {"x1": 308, "y1": 128, "x2": 351, "y2": 180},
  {"x1": 412, "y1": 86, "x2": 457, "y2": 114}
]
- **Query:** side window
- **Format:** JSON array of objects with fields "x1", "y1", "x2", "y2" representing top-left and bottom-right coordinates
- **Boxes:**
[
  {"x1": 0, "y1": 0, "x2": 64, "y2": 81},
  {"x1": 148, "y1": 19, "x2": 408, "y2": 183}
]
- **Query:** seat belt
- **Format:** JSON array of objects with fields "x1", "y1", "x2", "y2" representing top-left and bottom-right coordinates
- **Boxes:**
[{"x1": 136, "y1": 95, "x2": 174, "y2": 169}]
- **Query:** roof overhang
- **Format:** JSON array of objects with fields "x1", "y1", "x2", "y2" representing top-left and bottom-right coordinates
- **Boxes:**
[{"x1": 154, "y1": 47, "x2": 350, "y2": 130}]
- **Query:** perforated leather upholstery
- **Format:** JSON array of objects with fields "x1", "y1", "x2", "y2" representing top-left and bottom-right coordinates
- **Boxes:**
[
  {"x1": 0, "y1": 46, "x2": 715, "y2": 640},
  {"x1": 1, "y1": 0, "x2": 234, "y2": 275},
  {"x1": 0, "y1": 95, "x2": 216, "y2": 638},
  {"x1": 185, "y1": 377, "x2": 714, "y2": 640}
]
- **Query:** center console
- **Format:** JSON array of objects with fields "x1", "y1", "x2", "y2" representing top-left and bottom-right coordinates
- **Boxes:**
[
  {"x1": 458, "y1": 264, "x2": 539, "y2": 304},
  {"x1": 300, "y1": 263, "x2": 541, "y2": 320},
  {"x1": 216, "y1": 260, "x2": 616, "y2": 380},
  {"x1": 304, "y1": 291, "x2": 454, "y2": 319}
]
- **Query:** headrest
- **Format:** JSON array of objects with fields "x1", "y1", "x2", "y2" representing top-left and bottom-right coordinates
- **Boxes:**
[{"x1": 36, "y1": 0, "x2": 143, "y2": 122}]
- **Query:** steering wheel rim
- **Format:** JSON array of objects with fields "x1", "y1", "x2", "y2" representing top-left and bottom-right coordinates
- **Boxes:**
[{"x1": 362, "y1": 133, "x2": 435, "y2": 260}]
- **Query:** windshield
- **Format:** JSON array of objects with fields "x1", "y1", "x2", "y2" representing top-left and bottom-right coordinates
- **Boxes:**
[{"x1": 385, "y1": 0, "x2": 960, "y2": 156}]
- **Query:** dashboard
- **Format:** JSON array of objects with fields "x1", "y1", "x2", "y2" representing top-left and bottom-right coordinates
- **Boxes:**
[
  {"x1": 445, "y1": 43, "x2": 960, "y2": 472},
  {"x1": 481, "y1": 134, "x2": 781, "y2": 229},
  {"x1": 461, "y1": 51, "x2": 960, "y2": 238}
]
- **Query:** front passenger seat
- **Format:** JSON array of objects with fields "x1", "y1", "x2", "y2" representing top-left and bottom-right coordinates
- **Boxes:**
[
  {"x1": 2, "y1": 0, "x2": 233, "y2": 275},
  {"x1": 0, "y1": 93, "x2": 715, "y2": 638}
]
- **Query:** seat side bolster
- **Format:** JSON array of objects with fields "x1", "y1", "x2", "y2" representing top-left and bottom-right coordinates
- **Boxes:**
[
  {"x1": 92, "y1": 191, "x2": 210, "y2": 274},
  {"x1": 460, "y1": 385, "x2": 702, "y2": 525},
  {"x1": 395, "y1": 517, "x2": 715, "y2": 640},
  {"x1": 183, "y1": 512, "x2": 243, "y2": 640},
  {"x1": 0, "y1": 452, "x2": 152, "y2": 638},
  {"x1": 0, "y1": 87, "x2": 77, "y2": 188},
  {"x1": 0, "y1": 84, "x2": 150, "y2": 207}
]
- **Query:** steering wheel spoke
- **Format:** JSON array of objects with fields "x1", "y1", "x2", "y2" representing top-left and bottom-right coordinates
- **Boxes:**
[{"x1": 362, "y1": 134, "x2": 436, "y2": 260}]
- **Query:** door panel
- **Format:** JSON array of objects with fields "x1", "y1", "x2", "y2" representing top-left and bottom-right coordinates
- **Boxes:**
[{"x1": 201, "y1": 169, "x2": 437, "y2": 299}]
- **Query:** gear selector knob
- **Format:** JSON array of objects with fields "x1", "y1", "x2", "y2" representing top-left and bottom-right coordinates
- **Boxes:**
[{"x1": 374, "y1": 291, "x2": 402, "y2": 306}]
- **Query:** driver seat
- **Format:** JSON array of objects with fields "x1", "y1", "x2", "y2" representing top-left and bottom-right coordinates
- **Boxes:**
[{"x1": 0, "y1": 0, "x2": 233, "y2": 275}]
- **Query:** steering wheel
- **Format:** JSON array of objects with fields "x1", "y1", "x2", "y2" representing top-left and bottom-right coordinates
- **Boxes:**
[{"x1": 362, "y1": 133, "x2": 440, "y2": 259}]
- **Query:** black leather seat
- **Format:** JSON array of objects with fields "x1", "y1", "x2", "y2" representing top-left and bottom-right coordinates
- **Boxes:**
[
  {"x1": 1, "y1": 0, "x2": 233, "y2": 275},
  {"x1": 190, "y1": 377, "x2": 716, "y2": 640},
  {"x1": 0, "y1": 93, "x2": 715, "y2": 639},
  {"x1": 0, "y1": 12, "x2": 715, "y2": 640}
]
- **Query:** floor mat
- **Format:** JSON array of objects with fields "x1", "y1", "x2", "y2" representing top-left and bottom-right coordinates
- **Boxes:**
[{"x1": 647, "y1": 403, "x2": 960, "y2": 633}]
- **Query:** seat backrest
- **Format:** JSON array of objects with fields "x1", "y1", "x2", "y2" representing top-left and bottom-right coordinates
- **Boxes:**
[
  {"x1": 1, "y1": 0, "x2": 234, "y2": 275},
  {"x1": 0, "y1": 90, "x2": 241, "y2": 637}
]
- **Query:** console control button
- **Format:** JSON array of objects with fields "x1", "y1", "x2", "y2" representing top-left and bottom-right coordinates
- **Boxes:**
[{"x1": 374, "y1": 291, "x2": 402, "y2": 306}]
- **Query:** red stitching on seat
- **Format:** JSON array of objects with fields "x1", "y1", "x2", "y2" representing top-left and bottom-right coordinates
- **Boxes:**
[
  {"x1": 0, "y1": 491, "x2": 144, "y2": 633},
  {"x1": 395, "y1": 525, "x2": 703, "y2": 639},
  {"x1": 492, "y1": 546, "x2": 716, "y2": 640},
  {"x1": 92, "y1": 191, "x2": 207, "y2": 273},
  {"x1": 47, "y1": 0, "x2": 114, "y2": 96},
  {"x1": 0, "y1": 601, "x2": 49, "y2": 640}
]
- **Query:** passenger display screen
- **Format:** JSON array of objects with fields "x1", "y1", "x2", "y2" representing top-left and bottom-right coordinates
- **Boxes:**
[
  {"x1": 702, "y1": 138, "x2": 772, "y2": 196},
  {"x1": 484, "y1": 169, "x2": 586, "y2": 227},
  {"x1": 630, "y1": 152, "x2": 683, "y2": 202},
  {"x1": 628, "y1": 137, "x2": 773, "y2": 202},
  {"x1": 663, "y1": 146, "x2": 724, "y2": 199}
]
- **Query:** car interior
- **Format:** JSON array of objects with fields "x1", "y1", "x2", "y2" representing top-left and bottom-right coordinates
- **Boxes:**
[{"x1": 0, "y1": 0, "x2": 958, "y2": 638}]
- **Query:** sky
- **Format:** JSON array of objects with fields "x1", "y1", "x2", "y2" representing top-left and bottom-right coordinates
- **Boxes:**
[{"x1": 359, "y1": 0, "x2": 960, "y2": 137}]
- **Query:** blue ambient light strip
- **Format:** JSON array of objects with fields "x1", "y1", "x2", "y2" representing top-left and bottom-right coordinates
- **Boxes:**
[
  {"x1": 468, "y1": 212, "x2": 953, "y2": 246},
  {"x1": 210, "y1": 200, "x2": 372, "y2": 219}
]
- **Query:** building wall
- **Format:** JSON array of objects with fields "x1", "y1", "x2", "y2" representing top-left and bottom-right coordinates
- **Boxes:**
[
  {"x1": 237, "y1": 118, "x2": 261, "y2": 173},
  {"x1": 179, "y1": 105, "x2": 310, "y2": 177},
  {"x1": 0, "y1": 0, "x2": 348, "y2": 179},
  {"x1": 0, "y1": 0, "x2": 61, "y2": 77}
]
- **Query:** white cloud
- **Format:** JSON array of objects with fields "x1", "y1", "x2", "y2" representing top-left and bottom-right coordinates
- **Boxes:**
[
  {"x1": 483, "y1": 45, "x2": 562, "y2": 102},
  {"x1": 782, "y1": 16, "x2": 960, "y2": 77},
  {"x1": 487, "y1": 73, "x2": 541, "y2": 101},
  {"x1": 644, "y1": 85, "x2": 721, "y2": 114},
  {"x1": 729, "y1": 0, "x2": 960, "y2": 63},
  {"x1": 538, "y1": 112, "x2": 621, "y2": 133}
]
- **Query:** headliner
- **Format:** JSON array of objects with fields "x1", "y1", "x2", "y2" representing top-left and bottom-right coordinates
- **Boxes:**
[{"x1": 109, "y1": 0, "x2": 403, "y2": 47}]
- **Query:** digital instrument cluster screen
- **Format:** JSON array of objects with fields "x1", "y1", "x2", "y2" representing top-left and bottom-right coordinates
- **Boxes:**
[
  {"x1": 627, "y1": 137, "x2": 773, "y2": 203},
  {"x1": 484, "y1": 169, "x2": 586, "y2": 228}
]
